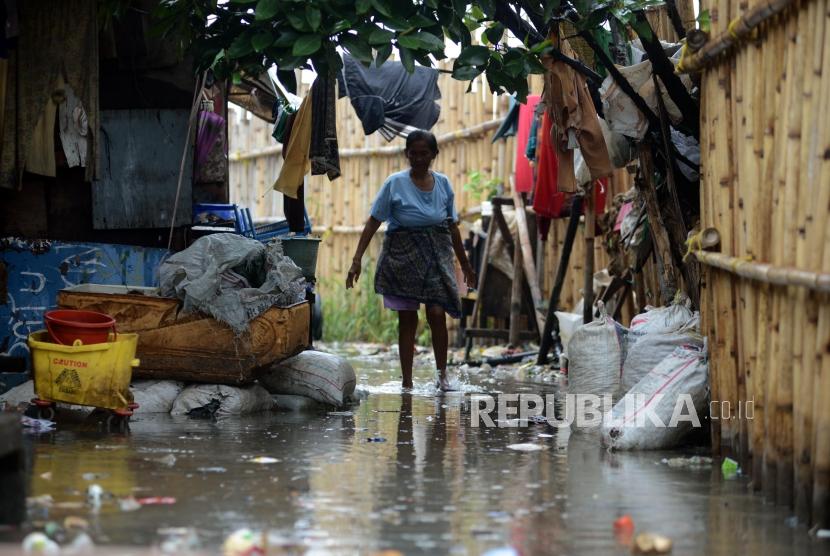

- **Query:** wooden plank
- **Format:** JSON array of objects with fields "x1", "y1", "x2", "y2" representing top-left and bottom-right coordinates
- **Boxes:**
[{"x1": 511, "y1": 188, "x2": 544, "y2": 333}]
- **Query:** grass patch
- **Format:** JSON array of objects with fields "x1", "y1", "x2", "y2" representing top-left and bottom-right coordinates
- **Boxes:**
[{"x1": 321, "y1": 260, "x2": 432, "y2": 345}]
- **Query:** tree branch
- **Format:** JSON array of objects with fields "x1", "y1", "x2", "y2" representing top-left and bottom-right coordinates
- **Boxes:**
[
  {"x1": 632, "y1": 11, "x2": 699, "y2": 137},
  {"x1": 494, "y1": 0, "x2": 544, "y2": 44}
]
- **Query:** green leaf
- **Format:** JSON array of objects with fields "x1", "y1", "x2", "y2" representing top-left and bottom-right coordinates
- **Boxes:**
[
  {"x1": 251, "y1": 30, "x2": 274, "y2": 52},
  {"x1": 356, "y1": 0, "x2": 371, "y2": 14},
  {"x1": 478, "y1": 0, "x2": 496, "y2": 17},
  {"x1": 272, "y1": 29, "x2": 298, "y2": 47},
  {"x1": 332, "y1": 20, "x2": 353, "y2": 34},
  {"x1": 210, "y1": 49, "x2": 226, "y2": 69},
  {"x1": 339, "y1": 34, "x2": 373, "y2": 64},
  {"x1": 306, "y1": 6, "x2": 322, "y2": 31},
  {"x1": 292, "y1": 34, "x2": 322, "y2": 56},
  {"x1": 456, "y1": 44, "x2": 489, "y2": 66},
  {"x1": 529, "y1": 39, "x2": 552, "y2": 54},
  {"x1": 232, "y1": 71, "x2": 243, "y2": 85},
  {"x1": 399, "y1": 31, "x2": 444, "y2": 52},
  {"x1": 228, "y1": 32, "x2": 255, "y2": 59},
  {"x1": 371, "y1": 0, "x2": 393, "y2": 17},
  {"x1": 484, "y1": 23, "x2": 504, "y2": 45},
  {"x1": 369, "y1": 27, "x2": 395, "y2": 45},
  {"x1": 375, "y1": 43, "x2": 393, "y2": 66},
  {"x1": 696, "y1": 9, "x2": 711, "y2": 33},
  {"x1": 544, "y1": 0, "x2": 559, "y2": 22},
  {"x1": 398, "y1": 46, "x2": 415, "y2": 73},
  {"x1": 630, "y1": 18, "x2": 653, "y2": 41},
  {"x1": 255, "y1": 0, "x2": 279, "y2": 21},
  {"x1": 407, "y1": 13, "x2": 439, "y2": 28},
  {"x1": 287, "y1": 11, "x2": 309, "y2": 31},
  {"x1": 452, "y1": 64, "x2": 483, "y2": 80}
]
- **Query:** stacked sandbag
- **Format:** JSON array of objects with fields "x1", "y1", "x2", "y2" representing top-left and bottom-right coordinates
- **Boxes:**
[
  {"x1": 621, "y1": 313, "x2": 703, "y2": 395},
  {"x1": 259, "y1": 351, "x2": 356, "y2": 408},
  {"x1": 130, "y1": 380, "x2": 184, "y2": 414},
  {"x1": 601, "y1": 343, "x2": 709, "y2": 450},
  {"x1": 629, "y1": 298, "x2": 694, "y2": 335},
  {"x1": 171, "y1": 384, "x2": 274, "y2": 416},
  {"x1": 567, "y1": 304, "x2": 630, "y2": 404}
]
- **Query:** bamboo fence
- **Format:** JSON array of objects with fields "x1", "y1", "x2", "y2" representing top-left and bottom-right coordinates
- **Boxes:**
[
  {"x1": 228, "y1": 65, "x2": 657, "y2": 326},
  {"x1": 695, "y1": 0, "x2": 830, "y2": 528}
]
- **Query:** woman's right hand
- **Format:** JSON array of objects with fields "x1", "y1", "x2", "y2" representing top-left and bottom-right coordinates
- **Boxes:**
[{"x1": 346, "y1": 260, "x2": 361, "y2": 289}]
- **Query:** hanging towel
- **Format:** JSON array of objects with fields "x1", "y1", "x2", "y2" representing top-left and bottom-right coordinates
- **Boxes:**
[
  {"x1": 514, "y1": 94, "x2": 541, "y2": 193},
  {"x1": 273, "y1": 92, "x2": 311, "y2": 199},
  {"x1": 309, "y1": 74, "x2": 340, "y2": 180},
  {"x1": 337, "y1": 54, "x2": 440, "y2": 140},
  {"x1": 543, "y1": 31, "x2": 612, "y2": 193}
]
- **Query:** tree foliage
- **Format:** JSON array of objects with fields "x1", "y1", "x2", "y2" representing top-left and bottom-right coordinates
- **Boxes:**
[{"x1": 149, "y1": 0, "x2": 562, "y2": 99}]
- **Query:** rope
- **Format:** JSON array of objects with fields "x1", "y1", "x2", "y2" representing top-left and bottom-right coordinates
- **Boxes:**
[
  {"x1": 727, "y1": 17, "x2": 742, "y2": 39},
  {"x1": 683, "y1": 229, "x2": 705, "y2": 262},
  {"x1": 729, "y1": 254, "x2": 755, "y2": 273},
  {"x1": 675, "y1": 42, "x2": 690, "y2": 74}
]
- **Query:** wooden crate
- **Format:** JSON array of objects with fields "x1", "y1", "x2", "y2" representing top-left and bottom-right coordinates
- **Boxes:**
[{"x1": 58, "y1": 286, "x2": 310, "y2": 384}]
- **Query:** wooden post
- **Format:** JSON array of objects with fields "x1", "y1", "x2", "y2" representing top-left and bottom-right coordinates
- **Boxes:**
[
  {"x1": 636, "y1": 148, "x2": 678, "y2": 305},
  {"x1": 583, "y1": 182, "x2": 595, "y2": 325},
  {"x1": 537, "y1": 196, "x2": 583, "y2": 364},
  {"x1": 509, "y1": 240, "x2": 524, "y2": 346},
  {"x1": 511, "y1": 188, "x2": 545, "y2": 334}
]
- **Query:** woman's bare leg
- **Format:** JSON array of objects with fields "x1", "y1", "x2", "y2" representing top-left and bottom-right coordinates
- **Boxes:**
[
  {"x1": 398, "y1": 310, "x2": 419, "y2": 388},
  {"x1": 426, "y1": 305, "x2": 448, "y2": 380}
]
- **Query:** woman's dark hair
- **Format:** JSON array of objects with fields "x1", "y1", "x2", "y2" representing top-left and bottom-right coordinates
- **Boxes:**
[{"x1": 405, "y1": 130, "x2": 439, "y2": 154}]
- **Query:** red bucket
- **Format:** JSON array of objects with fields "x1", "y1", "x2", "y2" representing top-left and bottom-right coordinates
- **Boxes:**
[{"x1": 44, "y1": 309, "x2": 117, "y2": 345}]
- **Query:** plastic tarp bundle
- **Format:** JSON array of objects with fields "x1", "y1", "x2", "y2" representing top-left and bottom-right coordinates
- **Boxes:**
[
  {"x1": 130, "y1": 380, "x2": 185, "y2": 414},
  {"x1": 259, "y1": 351, "x2": 357, "y2": 408},
  {"x1": 601, "y1": 344, "x2": 709, "y2": 450},
  {"x1": 171, "y1": 384, "x2": 274, "y2": 416},
  {"x1": 159, "y1": 234, "x2": 306, "y2": 334},
  {"x1": 555, "y1": 311, "x2": 583, "y2": 358},
  {"x1": 567, "y1": 305, "x2": 630, "y2": 402}
]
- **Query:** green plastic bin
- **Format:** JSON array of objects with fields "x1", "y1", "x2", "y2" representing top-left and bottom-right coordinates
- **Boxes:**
[{"x1": 281, "y1": 236, "x2": 321, "y2": 281}]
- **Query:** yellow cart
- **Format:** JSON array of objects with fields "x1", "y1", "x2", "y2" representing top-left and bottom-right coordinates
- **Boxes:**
[{"x1": 27, "y1": 331, "x2": 140, "y2": 431}]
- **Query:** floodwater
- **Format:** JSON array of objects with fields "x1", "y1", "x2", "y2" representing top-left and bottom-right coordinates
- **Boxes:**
[{"x1": 4, "y1": 344, "x2": 829, "y2": 555}]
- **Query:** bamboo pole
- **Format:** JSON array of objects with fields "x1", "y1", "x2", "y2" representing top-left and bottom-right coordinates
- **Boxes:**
[
  {"x1": 583, "y1": 182, "x2": 596, "y2": 324},
  {"x1": 677, "y1": 0, "x2": 812, "y2": 73}
]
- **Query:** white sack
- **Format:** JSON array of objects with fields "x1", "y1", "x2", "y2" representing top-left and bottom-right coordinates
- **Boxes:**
[
  {"x1": 259, "y1": 351, "x2": 356, "y2": 408},
  {"x1": 602, "y1": 344, "x2": 709, "y2": 450},
  {"x1": 130, "y1": 380, "x2": 185, "y2": 414},
  {"x1": 621, "y1": 321, "x2": 703, "y2": 395},
  {"x1": 567, "y1": 305, "x2": 630, "y2": 402},
  {"x1": 629, "y1": 299, "x2": 695, "y2": 335},
  {"x1": 171, "y1": 384, "x2": 274, "y2": 416}
]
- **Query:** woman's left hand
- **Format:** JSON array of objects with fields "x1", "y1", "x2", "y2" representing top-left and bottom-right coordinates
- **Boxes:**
[{"x1": 462, "y1": 263, "x2": 477, "y2": 289}]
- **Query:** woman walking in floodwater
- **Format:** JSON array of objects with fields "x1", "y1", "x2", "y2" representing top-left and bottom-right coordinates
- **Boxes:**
[{"x1": 346, "y1": 130, "x2": 476, "y2": 392}]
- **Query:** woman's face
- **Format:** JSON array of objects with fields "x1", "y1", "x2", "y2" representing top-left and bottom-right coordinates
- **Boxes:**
[{"x1": 405, "y1": 140, "x2": 437, "y2": 170}]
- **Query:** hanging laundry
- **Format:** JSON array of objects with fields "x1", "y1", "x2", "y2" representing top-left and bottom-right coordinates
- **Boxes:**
[
  {"x1": 491, "y1": 95, "x2": 519, "y2": 142},
  {"x1": 57, "y1": 78, "x2": 88, "y2": 169},
  {"x1": 309, "y1": 73, "x2": 340, "y2": 180},
  {"x1": 543, "y1": 31, "x2": 612, "y2": 193},
  {"x1": 273, "y1": 92, "x2": 311, "y2": 199},
  {"x1": 1, "y1": 0, "x2": 98, "y2": 189},
  {"x1": 336, "y1": 54, "x2": 440, "y2": 141},
  {"x1": 532, "y1": 110, "x2": 562, "y2": 236},
  {"x1": 195, "y1": 109, "x2": 226, "y2": 183},
  {"x1": 25, "y1": 84, "x2": 57, "y2": 177},
  {"x1": 278, "y1": 103, "x2": 305, "y2": 233},
  {"x1": 525, "y1": 102, "x2": 545, "y2": 163},
  {"x1": 513, "y1": 94, "x2": 541, "y2": 194},
  {"x1": 599, "y1": 52, "x2": 693, "y2": 141}
]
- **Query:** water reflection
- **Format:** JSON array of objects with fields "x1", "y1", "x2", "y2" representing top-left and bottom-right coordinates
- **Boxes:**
[{"x1": 7, "y1": 349, "x2": 827, "y2": 555}]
